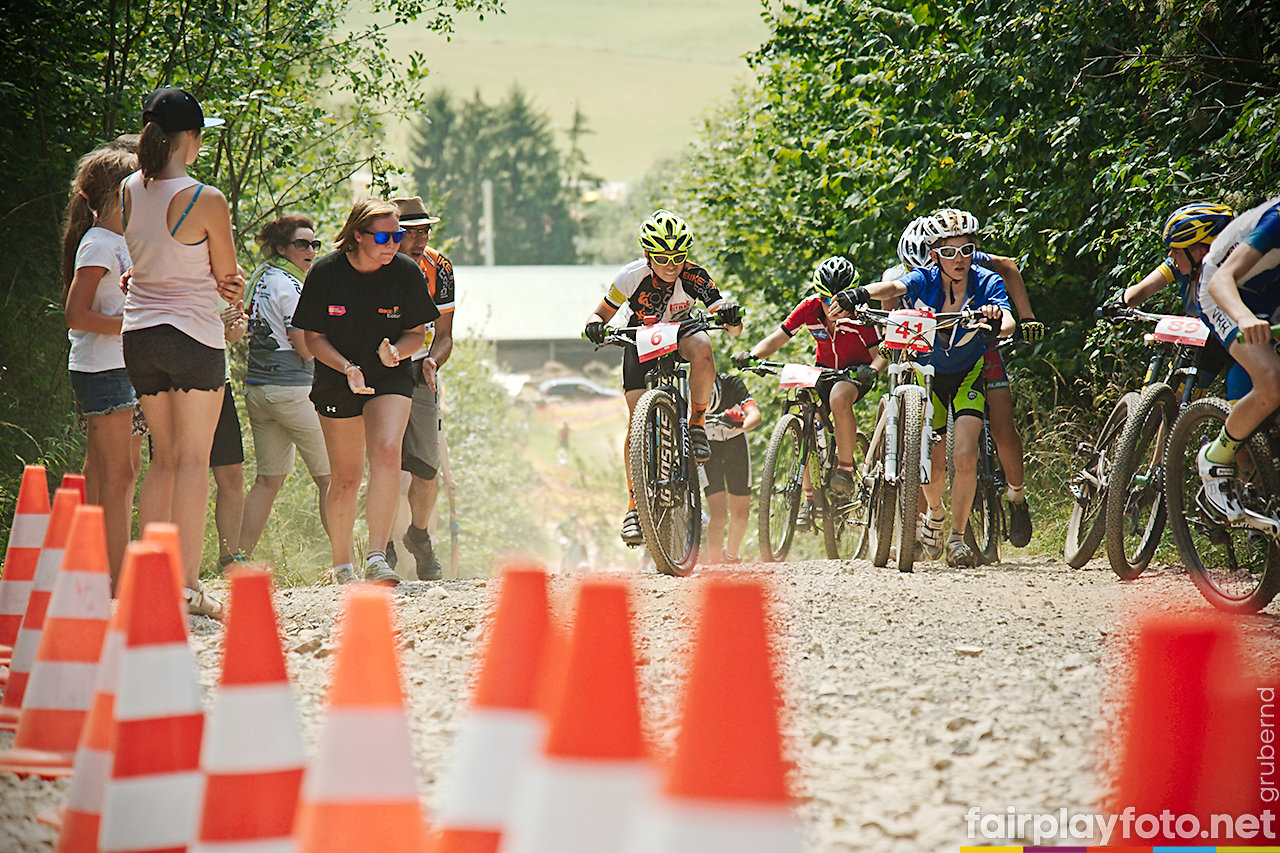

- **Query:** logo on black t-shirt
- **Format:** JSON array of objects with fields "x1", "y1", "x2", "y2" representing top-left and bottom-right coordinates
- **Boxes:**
[{"x1": 378, "y1": 305, "x2": 401, "y2": 319}]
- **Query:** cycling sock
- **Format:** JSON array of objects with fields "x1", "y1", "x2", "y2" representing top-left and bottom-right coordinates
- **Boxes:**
[
  {"x1": 364, "y1": 549, "x2": 386, "y2": 566},
  {"x1": 1206, "y1": 426, "x2": 1244, "y2": 465},
  {"x1": 690, "y1": 402, "x2": 708, "y2": 428},
  {"x1": 333, "y1": 562, "x2": 354, "y2": 573},
  {"x1": 838, "y1": 460, "x2": 853, "y2": 473},
  {"x1": 928, "y1": 506, "x2": 946, "y2": 522},
  {"x1": 1006, "y1": 482, "x2": 1026, "y2": 503}
]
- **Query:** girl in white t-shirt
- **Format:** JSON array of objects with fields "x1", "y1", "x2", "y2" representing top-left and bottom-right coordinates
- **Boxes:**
[{"x1": 61, "y1": 141, "x2": 143, "y2": 583}]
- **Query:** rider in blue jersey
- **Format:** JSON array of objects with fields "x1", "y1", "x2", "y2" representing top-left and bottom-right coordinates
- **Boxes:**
[
  {"x1": 838, "y1": 209, "x2": 1014, "y2": 568},
  {"x1": 1195, "y1": 196, "x2": 1280, "y2": 518}
]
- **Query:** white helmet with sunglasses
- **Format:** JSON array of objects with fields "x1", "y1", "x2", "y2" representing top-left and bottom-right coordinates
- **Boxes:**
[{"x1": 922, "y1": 208, "x2": 981, "y2": 249}]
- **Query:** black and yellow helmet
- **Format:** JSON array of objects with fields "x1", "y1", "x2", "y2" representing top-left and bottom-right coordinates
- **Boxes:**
[
  {"x1": 812, "y1": 256, "x2": 858, "y2": 299},
  {"x1": 1161, "y1": 202, "x2": 1234, "y2": 248},
  {"x1": 639, "y1": 209, "x2": 693, "y2": 254}
]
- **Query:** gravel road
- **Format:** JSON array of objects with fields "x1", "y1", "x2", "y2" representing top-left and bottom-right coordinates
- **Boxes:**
[{"x1": 2, "y1": 553, "x2": 1278, "y2": 851}]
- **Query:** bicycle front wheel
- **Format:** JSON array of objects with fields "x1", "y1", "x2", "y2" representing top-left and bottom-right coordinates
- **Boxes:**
[
  {"x1": 824, "y1": 431, "x2": 870, "y2": 560},
  {"x1": 758, "y1": 413, "x2": 804, "y2": 562},
  {"x1": 894, "y1": 385, "x2": 925, "y2": 572},
  {"x1": 1105, "y1": 383, "x2": 1176, "y2": 579},
  {"x1": 1165, "y1": 398, "x2": 1280, "y2": 613},
  {"x1": 629, "y1": 389, "x2": 701, "y2": 577},
  {"x1": 1064, "y1": 391, "x2": 1137, "y2": 568}
]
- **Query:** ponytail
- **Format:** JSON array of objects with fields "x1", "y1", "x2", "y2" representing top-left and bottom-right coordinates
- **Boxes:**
[
  {"x1": 137, "y1": 121, "x2": 171, "y2": 183},
  {"x1": 60, "y1": 194, "x2": 96, "y2": 301},
  {"x1": 60, "y1": 144, "x2": 139, "y2": 300}
]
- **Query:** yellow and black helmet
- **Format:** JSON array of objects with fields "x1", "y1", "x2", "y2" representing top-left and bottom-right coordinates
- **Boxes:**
[
  {"x1": 812, "y1": 256, "x2": 858, "y2": 299},
  {"x1": 639, "y1": 209, "x2": 693, "y2": 254},
  {"x1": 1161, "y1": 202, "x2": 1234, "y2": 248}
]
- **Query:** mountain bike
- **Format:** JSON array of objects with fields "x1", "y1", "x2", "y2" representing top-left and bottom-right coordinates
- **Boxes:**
[
  {"x1": 853, "y1": 306, "x2": 997, "y2": 572},
  {"x1": 599, "y1": 315, "x2": 723, "y2": 577},
  {"x1": 744, "y1": 360, "x2": 868, "y2": 562},
  {"x1": 1103, "y1": 309, "x2": 1216, "y2": 579}
]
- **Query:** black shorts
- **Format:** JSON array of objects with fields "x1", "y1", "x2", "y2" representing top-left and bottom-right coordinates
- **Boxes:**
[
  {"x1": 815, "y1": 369, "x2": 860, "y2": 410},
  {"x1": 622, "y1": 344, "x2": 688, "y2": 393},
  {"x1": 931, "y1": 360, "x2": 987, "y2": 434},
  {"x1": 123, "y1": 324, "x2": 225, "y2": 396},
  {"x1": 310, "y1": 364, "x2": 415, "y2": 419},
  {"x1": 209, "y1": 382, "x2": 244, "y2": 468},
  {"x1": 704, "y1": 434, "x2": 751, "y2": 497}
]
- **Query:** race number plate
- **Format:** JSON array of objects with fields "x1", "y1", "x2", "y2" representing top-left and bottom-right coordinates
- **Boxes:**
[
  {"x1": 636, "y1": 321, "x2": 681, "y2": 361},
  {"x1": 883, "y1": 309, "x2": 937, "y2": 353},
  {"x1": 778, "y1": 363, "x2": 824, "y2": 388},
  {"x1": 1153, "y1": 315, "x2": 1210, "y2": 347}
]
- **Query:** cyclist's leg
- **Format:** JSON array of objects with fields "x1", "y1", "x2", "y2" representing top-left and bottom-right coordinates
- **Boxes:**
[
  {"x1": 826, "y1": 379, "x2": 860, "y2": 467},
  {"x1": 704, "y1": 444, "x2": 729, "y2": 560},
  {"x1": 986, "y1": 388, "x2": 1024, "y2": 490},
  {"x1": 678, "y1": 331, "x2": 714, "y2": 425},
  {"x1": 946, "y1": 361, "x2": 988, "y2": 538},
  {"x1": 921, "y1": 372, "x2": 957, "y2": 518},
  {"x1": 1216, "y1": 339, "x2": 1280, "y2": 460},
  {"x1": 723, "y1": 434, "x2": 752, "y2": 559}
]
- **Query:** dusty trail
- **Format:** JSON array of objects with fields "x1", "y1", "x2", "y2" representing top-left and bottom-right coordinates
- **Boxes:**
[{"x1": 2, "y1": 554, "x2": 1277, "y2": 852}]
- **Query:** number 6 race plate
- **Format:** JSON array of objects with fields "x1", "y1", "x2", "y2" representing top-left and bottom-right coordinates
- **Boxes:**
[
  {"x1": 883, "y1": 309, "x2": 937, "y2": 353},
  {"x1": 636, "y1": 321, "x2": 681, "y2": 362},
  {"x1": 778, "y1": 363, "x2": 824, "y2": 388},
  {"x1": 1153, "y1": 315, "x2": 1210, "y2": 347}
]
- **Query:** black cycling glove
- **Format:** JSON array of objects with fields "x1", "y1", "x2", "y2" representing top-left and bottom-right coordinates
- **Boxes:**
[
  {"x1": 716, "y1": 303, "x2": 743, "y2": 326},
  {"x1": 852, "y1": 364, "x2": 880, "y2": 396},
  {"x1": 835, "y1": 286, "x2": 871, "y2": 314},
  {"x1": 1097, "y1": 297, "x2": 1129, "y2": 320},
  {"x1": 730, "y1": 350, "x2": 755, "y2": 369},
  {"x1": 584, "y1": 320, "x2": 607, "y2": 345},
  {"x1": 1017, "y1": 319, "x2": 1045, "y2": 342}
]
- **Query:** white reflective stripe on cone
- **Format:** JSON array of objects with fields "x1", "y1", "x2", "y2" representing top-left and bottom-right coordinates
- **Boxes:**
[
  {"x1": 31, "y1": 548, "x2": 65, "y2": 589},
  {"x1": 202, "y1": 684, "x2": 305, "y2": 773},
  {"x1": 305, "y1": 708, "x2": 419, "y2": 801},
  {"x1": 114, "y1": 645, "x2": 203, "y2": 720},
  {"x1": 0, "y1": 580, "x2": 35, "y2": 617},
  {"x1": 46, "y1": 574, "x2": 112, "y2": 619},
  {"x1": 625, "y1": 800, "x2": 804, "y2": 853},
  {"x1": 500, "y1": 760, "x2": 654, "y2": 853},
  {"x1": 436, "y1": 708, "x2": 543, "y2": 826},
  {"x1": 10, "y1": 627, "x2": 43, "y2": 671},
  {"x1": 9, "y1": 513, "x2": 49, "y2": 548},
  {"x1": 22, "y1": 661, "x2": 98, "y2": 709},
  {"x1": 100, "y1": 771, "x2": 204, "y2": 851},
  {"x1": 65, "y1": 747, "x2": 112, "y2": 811},
  {"x1": 94, "y1": 631, "x2": 125, "y2": 691}
]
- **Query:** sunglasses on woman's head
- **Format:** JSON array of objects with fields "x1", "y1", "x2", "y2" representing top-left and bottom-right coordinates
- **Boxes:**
[
  {"x1": 363, "y1": 229, "x2": 406, "y2": 244},
  {"x1": 934, "y1": 242, "x2": 976, "y2": 259},
  {"x1": 291, "y1": 239, "x2": 322, "y2": 251},
  {"x1": 650, "y1": 251, "x2": 687, "y2": 266}
]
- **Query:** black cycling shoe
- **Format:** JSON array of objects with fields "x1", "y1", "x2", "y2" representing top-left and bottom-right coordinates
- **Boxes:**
[
  {"x1": 1007, "y1": 498, "x2": 1033, "y2": 547},
  {"x1": 403, "y1": 524, "x2": 442, "y2": 580},
  {"x1": 620, "y1": 509, "x2": 644, "y2": 546},
  {"x1": 689, "y1": 424, "x2": 711, "y2": 463},
  {"x1": 795, "y1": 500, "x2": 813, "y2": 531},
  {"x1": 384, "y1": 540, "x2": 398, "y2": 570},
  {"x1": 829, "y1": 470, "x2": 855, "y2": 497}
]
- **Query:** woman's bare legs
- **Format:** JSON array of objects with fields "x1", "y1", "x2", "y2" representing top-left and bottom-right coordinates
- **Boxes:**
[
  {"x1": 362, "y1": 394, "x2": 412, "y2": 551},
  {"x1": 84, "y1": 408, "x2": 138, "y2": 581},
  {"x1": 318, "y1": 415, "x2": 365, "y2": 569}
]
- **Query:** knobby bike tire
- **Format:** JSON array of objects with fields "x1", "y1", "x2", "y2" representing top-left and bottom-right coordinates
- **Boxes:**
[
  {"x1": 1165, "y1": 398, "x2": 1280, "y2": 613},
  {"x1": 853, "y1": 404, "x2": 889, "y2": 561},
  {"x1": 968, "y1": 419, "x2": 1002, "y2": 565},
  {"x1": 824, "y1": 431, "x2": 870, "y2": 560},
  {"x1": 865, "y1": 400, "x2": 898, "y2": 567},
  {"x1": 1063, "y1": 391, "x2": 1137, "y2": 568},
  {"x1": 895, "y1": 385, "x2": 925, "y2": 572},
  {"x1": 1104, "y1": 383, "x2": 1176, "y2": 580},
  {"x1": 628, "y1": 389, "x2": 700, "y2": 577},
  {"x1": 758, "y1": 414, "x2": 804, "y2": 562}
]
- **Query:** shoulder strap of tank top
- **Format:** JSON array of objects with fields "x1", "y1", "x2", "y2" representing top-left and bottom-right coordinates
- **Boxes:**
[{"x1": 170, "y1": 183, "x2": 205, "y2": 236}]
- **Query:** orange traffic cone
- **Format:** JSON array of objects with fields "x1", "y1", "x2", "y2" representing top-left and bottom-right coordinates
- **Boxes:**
[
  {"x1": 628, "y1": 576, "x2": 802, "y2": 852},
  {"x1": 0, "y1": 486, "x2": 82, "y2": 729},
  {"x1": 193, "y1": 568, "x2": 306, "y2": 851},
  {"x1": 61, "y1": 472, "x2": 86, "y2": 503},
  {"x1": 54, "y1": 538, "x2": 144, "y2": 853},
  {"x1": 143, "y1": 521, "x2": 188, "y2": 598},
  {"x1": 99, "y1": 543, "x2": 206, "y2": 853},
  {"x1": 432, "y1": 562, "x2": 552, "y2": 853},
  {"x1": 1109, "y1": 611, "x2": 1263, "y2": 844},
  {"x1": 0, "y1": 464, "x2": 51, "y2": 665},
  {"x1": 294, "y1": 584, "x2": 430, "y2": 853},
  {"x1": 0, "y1": 505, "x2": 111, "y2": 776},
  {"x1": 499, "y1": 576, "x2": 653, "y2": 853}
]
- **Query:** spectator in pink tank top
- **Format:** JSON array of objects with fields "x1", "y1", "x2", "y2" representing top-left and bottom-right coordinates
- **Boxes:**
[{"x1": 120, "y1": 87, "x2": 244, "y2": 619}]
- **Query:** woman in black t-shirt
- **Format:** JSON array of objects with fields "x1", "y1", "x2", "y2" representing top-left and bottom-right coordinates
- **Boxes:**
[{"x1": 293, "y1": 198, "x2": 437, "y2": 585}]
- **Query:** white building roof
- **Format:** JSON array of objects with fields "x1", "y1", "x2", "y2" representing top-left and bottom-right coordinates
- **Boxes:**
[{"x1": 452, "y1": 265, "x2": 618, "y2": 342}]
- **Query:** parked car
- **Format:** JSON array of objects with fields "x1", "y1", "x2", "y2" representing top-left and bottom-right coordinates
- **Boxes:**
[{"x1": 538, "y1": 376, "x2": 621, "y2": 399}]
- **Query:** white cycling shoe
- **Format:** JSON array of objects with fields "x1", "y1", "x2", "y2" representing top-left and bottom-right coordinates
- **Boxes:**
[
  {"x1": 916, "y1": 510, "x2": 945, "y2": 561},
  {"x1": 1196, "y1": 445, "x2": 1243, "y2": 520}
]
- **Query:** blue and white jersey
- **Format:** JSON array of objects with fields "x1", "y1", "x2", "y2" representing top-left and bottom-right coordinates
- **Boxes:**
[
  {"x1": 1199, "y1": 196, "x2": 1280, "y2": 345},
  {"x1": 897, "y1": 265, "x2": 1011, "y2": 374}
]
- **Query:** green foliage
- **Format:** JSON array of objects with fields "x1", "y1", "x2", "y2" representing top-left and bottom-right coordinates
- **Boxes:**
[{"x1": 409, "y1": 86, "x2": 579, "y2": 264}]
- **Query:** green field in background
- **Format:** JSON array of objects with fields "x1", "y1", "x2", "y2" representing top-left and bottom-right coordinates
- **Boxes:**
[{"x1": 361, "y1": 0, "x2": 771, "y2": 183}]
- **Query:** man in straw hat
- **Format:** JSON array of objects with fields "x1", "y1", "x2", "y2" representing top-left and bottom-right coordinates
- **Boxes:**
[{"x1": 388, "y1": 196, "x2": 455, "y2": 580}]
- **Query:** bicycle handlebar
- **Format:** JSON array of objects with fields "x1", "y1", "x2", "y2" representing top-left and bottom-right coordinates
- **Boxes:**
[{"x1": 594, "y1": 314, "x2": 726, "y2": 351}]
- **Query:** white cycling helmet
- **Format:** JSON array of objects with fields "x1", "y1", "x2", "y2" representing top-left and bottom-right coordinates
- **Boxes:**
[
  {"x1": 921, "y1": 207, "x2": 981, "y2": 249},
  {"x1": 897, "y1": 216, "x2": 933, "y2": 270}
]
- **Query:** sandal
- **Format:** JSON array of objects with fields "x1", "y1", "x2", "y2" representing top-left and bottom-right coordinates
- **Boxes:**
[{"x1": 185, "y1": 584, "x2": 224, "y2": 619}]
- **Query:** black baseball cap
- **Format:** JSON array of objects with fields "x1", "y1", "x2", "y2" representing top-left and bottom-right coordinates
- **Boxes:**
[{"x1": 141, "y1": 87, "x2": 225, "y2": 133}]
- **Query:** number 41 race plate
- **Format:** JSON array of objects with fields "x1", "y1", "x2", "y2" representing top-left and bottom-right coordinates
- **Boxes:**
[{"x1": 883, "y1": 309, "x2": 937, "y2": 353}]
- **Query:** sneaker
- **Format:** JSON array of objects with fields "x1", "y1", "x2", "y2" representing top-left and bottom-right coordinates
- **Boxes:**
[
  {"x1": 945, "y1": 536, "x2": 976, "y2": 568},
  {"x1": 917, "y1": 511, "x2": 945, "y2": 560},
  {"x1": 689, "y1": 424, "x2": 711, "y2": 463},
  {"x1": 385, "y1": 540, "x2": 398, "y2": 570},
  {"x1": 1007, "y1": 498, "x2": 1033, "y2": 547},
  {"x1": 795, "y1": 499, "x2": 813, "y2": 531},
  {"x1": 1197, "y1": 445, "x2": 1243, "y2": 519},
  {"x1": 620, "y1": 509, "x2": 644, "y2": 546},
  {"x1": 364, "y1": 554, "x2": 401, "y2": 586},
  {"x1": 184, "y1": 584, "x2": 224, "y2": 619},
  {"x1": 403, "y1": 525, "x2": 442, "y2": 581},
  {"x1": 332, "y1": 564, "x2": 358, "y2": 585},
  {"x1": 829, "y1": 469, "x2": 855, "y2": 496}
]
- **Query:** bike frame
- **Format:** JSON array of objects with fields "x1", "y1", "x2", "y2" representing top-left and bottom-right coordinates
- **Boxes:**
[{"x1": 882, "y1": 356, "x2": 936, "y2": 489}]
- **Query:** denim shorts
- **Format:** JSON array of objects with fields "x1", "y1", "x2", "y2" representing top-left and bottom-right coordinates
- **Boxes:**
[{"x1": 69, "y1": 368, "x2": 137, "y2": 417}]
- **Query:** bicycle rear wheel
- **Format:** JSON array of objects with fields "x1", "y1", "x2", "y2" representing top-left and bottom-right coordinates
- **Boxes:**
[
  {"x1": 757, "y1": 414, "x2": 804, "y2": 562},
  {"x1": 824, "y1": 431, "x2": 870, "y2": 560},
  {"x1": 1165, "y1": 398, "x2": 1280, "y2": 613},
  {"x1": 1104, "y1": 383, "x2": 1176, "y2": 579},
  {"x1": 852, "y1": 407, "x2": 888, "y2": 561},
  {"x1": 894, "y1": 385, "x2": 925, "y2": 572},
  {"x1": 1064, "y1": 391, "x2": 1137, "y2": 568},
  {"x1": 629, "y1": 389, "x2": 701, "y2": 577}
]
